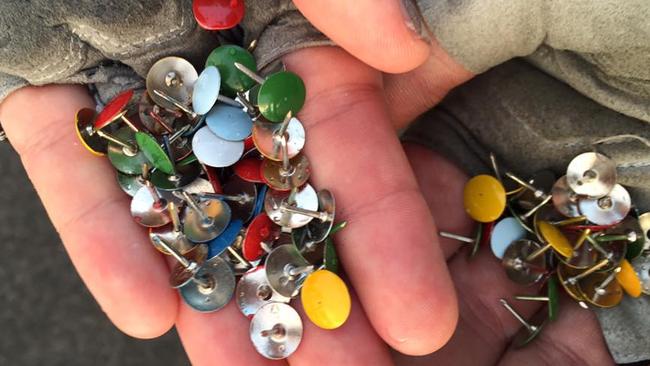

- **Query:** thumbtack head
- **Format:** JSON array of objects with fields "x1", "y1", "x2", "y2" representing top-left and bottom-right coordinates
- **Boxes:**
[
  {"x1": 265, "y1": 244, "x2": 311, "y2": 298},
  {"x1": 193, "y1": 0, "x2": 245, "y2": 30},
  {"x1": 301, "y1": 269, "x2": 351, "y2": 330},
  {"x1": 94, "y1": 89, "x2": 134, "y2": 130},
  {"x1": 130, "y1": 184, "x2": 176, "y2": 228},
  {"x1": 206, "y1": 45, "x2": 257, "y2": 96},
  {"x1": 257, "y1": 71, "x2": 306, "y2": 123},
  {"x1": 566, "y1": 152, "x2": 617, "y2": 198},
  {"x1": 75, "y1": 108, "x2": 107, "y2": 156},
  {"x1": 250, "y1": 302, "x2": 303, "y2": 360},
  {"x1": 502, "y1": 239, "x2": 547, "y2": 285},
  {"x1": 179, "y1": 256, "x2": 236, "y2": 312},
  {"x1": 578, "y1": 184, "x2": 631, "y2": 226},
  {"x1": 237, "y1": 266, "x2": 290, "y2": 318},
  {"x1": 168, "y1": 244, "x2": 209, "y2": 288},
  {"x1": 135, "y1": 131, "x2": 176, "y2": 175},
  {"x1": 106, "y1": 127, "x2": 150, "y2": 175},
  {"x1": 182, "y1": 195, "x2": 232, "y2": 243},
  {"x1": 147, "y1": 57, "x2": 198, "y2": 112},
  {"x1": 252, "y1": 117, "x2": 306, "y2": 162},
  {"x1": 205, "y1": 103, "x2": 253, "y2": 141},
  {"x1": 463, "y1": 175, "x2": 506, "y2": 223}
]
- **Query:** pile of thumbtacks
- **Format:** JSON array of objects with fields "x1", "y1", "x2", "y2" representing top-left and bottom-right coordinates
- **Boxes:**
[
  {"x1": 72, "y1": 0, "x2": 650, "y2": 355},
  {"x1": 441, "y1": 152, "x2": 650, "y2": 347},
  {"x1": 74, "y1": 11, "x2": 351, "y2": 358}
]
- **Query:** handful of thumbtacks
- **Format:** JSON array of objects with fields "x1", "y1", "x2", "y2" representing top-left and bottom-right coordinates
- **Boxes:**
[
  {"x1": 74, "y1": 43, "x2": 351, "y2": 359},
  {"x1": 441, "y1": 152, "x2": 650, "y2": 347}
]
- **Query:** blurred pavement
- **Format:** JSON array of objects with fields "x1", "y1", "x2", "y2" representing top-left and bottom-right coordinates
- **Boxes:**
[{"x1": 0, "y1": 143, "x2": 189, "y2": 365}]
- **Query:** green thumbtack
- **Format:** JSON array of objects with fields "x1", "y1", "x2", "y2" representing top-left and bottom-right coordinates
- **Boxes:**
[
  {"x1": 324, "y1": 238, "x2": 339, "y2": 274},
  {"x1": 324, "y1": 221, "x2": 347, "y2": 274},
  {"x1": 206, "y1": 45, "x2": 258, "y2": 97},
  {"x1": 234, "y1": 62, "x2": 306, "y2": 123},
  {"x1": 135, "y1": 132, "x2": 175, "y2": 175}
]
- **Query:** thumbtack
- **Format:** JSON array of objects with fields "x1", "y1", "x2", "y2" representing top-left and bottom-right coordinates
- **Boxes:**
[
  {"x1": 505, "y1": 171, "x2": 549, "y2": 200},
  {"x1": 550, "y1": 216, "x2": 588, "y2": 227},
  {"x1": 175, "y1": 190, "x2": 232, "y2": 242},
  {"x1": 264, "y1": 184, "x2": 319, "y2": 229},
  {"x1": 594, "y1": 267, "x2": 622, "y2": 298},
  {"x1": 279, "y1": 203, "x2": 333, "y2": 223},
  {"x1": 250, "y1": 302, "x2": 303, "y2": 359},
  {"x1": 151, "y1": 236, "x2": 210, "y2": 288},
  {"x1": 265, "y1": 244, "x2": 312, "y2": 298},
  {"x1": 502, "y1": 239, "x2": 548, "y2": 285},
  {"x1": 130, "y1": 180, "x2": 173, "y2": 227},
  {"x1": 578, "y1": 266, "x2": 624, "y2": 308},
  {"x1": 514, "y1": 277, "x2": 560, "y2": 321},
  {"x1": 95, "y1": 128, "x2": 138, "y2": 156},
  {"x1": 179, "y1": 255, "x2": 237, "y2": 313},
  {"x1": 500, "y1": 299, "x2": 545, "y2": 347},
  {"x1": 149, "y1": 201, "x2": 195, "y2": 255},
  {"x1": 93, "y1": 89, "x2": 140, "y2": 131},
  {"x1": 438, "y1": 232, "x2": 475, "y2": 244},
  {"x1": 563, "y1": 258, "x2": 610, "y2": 286},
  {"x1": 525, "y1": 221, "x2": 574, "y2": 261},
  {"x1": 594, "y1": 232, "x2": 638, "y2": 243},
  {"x1": 234, "y1": 62, "x2": 306, "y2": 123}
]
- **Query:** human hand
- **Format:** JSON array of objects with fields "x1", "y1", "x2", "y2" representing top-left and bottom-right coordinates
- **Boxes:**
[
  {"x1": 0, "y1": 44, "x2": 466, "y2": 365},
  {"x1": 396, "y1": 143, "x2": 615, "y2": 365},
  {"x1": 289, "y1": 2, "x2": 617, "y2": 364}
]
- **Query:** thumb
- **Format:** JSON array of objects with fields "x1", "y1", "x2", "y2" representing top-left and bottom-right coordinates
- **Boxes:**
[{"x1": 293, "y1": 0, "x2": 430, "y2": 73}]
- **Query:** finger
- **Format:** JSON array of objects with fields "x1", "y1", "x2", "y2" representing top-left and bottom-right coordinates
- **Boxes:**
[
  {"x1": 176, "y1": 302, "x2": 282, "y2": 366},
  {"x1": 383, "y1": 45, "x2": 473, "y2": 129},
  {"x1": 284, "y1": 47, "x2": 457, "y2": 355},
  {"x1": 293, "y1": 0, "x2": 430, "y2": 73},
  {"x1": 499, "y1": 298, "x2": 614, "y2": 365},
  {"x1": 0, "y1": 85, "x2": 177, "y2": 338},
  {"x1": 395, "y1": 243, "x2": 545, "y2": 365},
  {"x1": 289, "y1": 291, "x2": 393, "y2": 366},
  {"x1": 403, "y1": 143, "x2": 473, "y2": 259},
  {"x1": 397, "y1": 142, "x2": 545, "y2": 364}
]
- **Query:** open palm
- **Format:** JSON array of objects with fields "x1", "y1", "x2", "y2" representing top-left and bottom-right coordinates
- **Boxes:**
[{"x1": 0, "y1": 45, "x2": 458, "y2": 365}]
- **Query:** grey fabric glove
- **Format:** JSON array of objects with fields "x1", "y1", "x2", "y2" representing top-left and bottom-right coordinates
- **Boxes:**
[
  {"x1": 0, "y1": 0, "x2": 331, "y2": 104},
  {"x1": 414, "y1": 0, "x2": 650, "y2": 126}
]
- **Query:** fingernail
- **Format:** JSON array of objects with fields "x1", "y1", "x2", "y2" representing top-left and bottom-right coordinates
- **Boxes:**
[{"x1": 399, "y1": 0, "x2": 430, "y2": 42}]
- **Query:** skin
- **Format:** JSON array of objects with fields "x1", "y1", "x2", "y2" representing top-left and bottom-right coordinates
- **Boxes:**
[{"x1": 0, "y1": 1, "x2": 616, "y2": 364}]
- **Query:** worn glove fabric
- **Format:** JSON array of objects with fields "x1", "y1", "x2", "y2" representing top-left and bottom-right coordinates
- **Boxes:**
[
  {"x1": 0, "y1": 0, "x2": 329, "y2": 103},
  {"x1": 1, "y1": 0, "x2": 649, "y2": 363},
  {"x1": 417, "y1": 0, "x2": 650, "y2": 126}
]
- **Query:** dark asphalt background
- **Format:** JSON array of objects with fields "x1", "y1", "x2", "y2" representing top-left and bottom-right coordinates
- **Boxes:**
[{"x1": 0, "y1": 143, "x2": 189, "y2": 365}]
